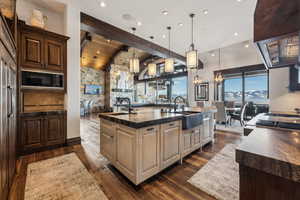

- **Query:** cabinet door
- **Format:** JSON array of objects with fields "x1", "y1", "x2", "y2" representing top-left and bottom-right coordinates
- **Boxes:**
[
  {"x1": 21, "y1": 32, "x2": 44, "y2": 69},
  {"x1": 100, "y1": 120, "x2": 115, "y2": 162},
  {"x1": 161, "y1": 121, "x2": 181, "y2": 169},
  {"x1": 116, "y1": 127, "x2": 136, "y2": 178},
  {"x1": 44, "y1": 39, "x2": 65, "y2": 71},
  {"x1": 202, "y1": 118, "x2": 211, "y2": 144},
  {"x1": 0, "y1": 59, "x2": 9, "y2": 199},
  {"x1": 44, "y1": 115, "x2": 65, "y2": 146},
  {"x1": 193, "y1": 127, "x2": 201, "y2": 147},
  {"x1": 7, "y1": 66, "x2": 16, "y2": 187},
  {"x1": 182, "y1": 131, "x2": 192, "y2": 155},
  {"x1": 140, "y1": 126, "x2": 160, "y2": 179},
  {"x1": 20, "y1": 117, "x2": 44, "y2": 151}
]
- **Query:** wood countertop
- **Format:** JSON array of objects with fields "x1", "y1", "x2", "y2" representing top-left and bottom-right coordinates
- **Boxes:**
[{"x1": 236, "y1": 127, "x2": 300, "y2": 183}]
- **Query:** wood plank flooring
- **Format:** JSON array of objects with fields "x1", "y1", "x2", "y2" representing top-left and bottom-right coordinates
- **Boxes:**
[{"x1": 9, "y1": 114, "x2": 242, "y2": 200}]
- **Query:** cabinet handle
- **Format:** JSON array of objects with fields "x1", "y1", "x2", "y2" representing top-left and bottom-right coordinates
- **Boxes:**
[
  {"x1": 169, "y1": 123, "x2": 174, "y2": 126},
  {"x1": 7, "y1": 86, "x2": 13, "y2": 118},
  {"x1": 146, "y1": 127, "x2": 154, "y2": 131}
]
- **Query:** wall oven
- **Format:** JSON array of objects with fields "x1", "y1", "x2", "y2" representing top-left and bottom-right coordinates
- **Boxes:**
[{"x1": 22, "y1": 70, "x2": 64, "y2": 89}]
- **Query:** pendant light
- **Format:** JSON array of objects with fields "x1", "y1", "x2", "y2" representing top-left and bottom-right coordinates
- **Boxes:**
[
  {"x1": 186, "y1": 13, "x2": 198, "y2": 70},
  {"x1": 129, "y1": 27, "x2": 140, "y2": 73},
  {"x1": 215, "y1": 48, "x2": 224, "y2": 83},
  {"x1": 148, "y1": 37, "x2": 157, "y2": 76},
  {"x1": 165, "y1": 26, "x2": 174, "y2": 73}
]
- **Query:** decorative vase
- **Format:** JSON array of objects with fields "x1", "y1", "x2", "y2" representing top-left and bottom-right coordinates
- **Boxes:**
[{"x1": 30, "y1": 9, "x2": 47, "y2": 29}]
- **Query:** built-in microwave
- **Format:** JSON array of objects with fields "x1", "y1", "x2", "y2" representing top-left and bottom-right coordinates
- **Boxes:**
[{"x1": 22, "y1": 70, "x2": 64, "y2": 89}]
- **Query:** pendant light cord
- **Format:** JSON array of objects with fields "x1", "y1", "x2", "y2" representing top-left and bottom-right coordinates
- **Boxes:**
[
  {"x1": 167, "y1": 26, "x2": 171, "y2": 57},
  {"x1": 190, "y1": 13, "x2": 195, "y2": 50},
  {"x1": 132, "y1": 27, "x2": 136, "y2": 58}
]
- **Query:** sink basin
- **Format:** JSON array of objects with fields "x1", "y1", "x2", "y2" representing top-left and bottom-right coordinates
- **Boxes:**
[{"x1": 174, "y1": 111, "x2": 203, "y2": 130}]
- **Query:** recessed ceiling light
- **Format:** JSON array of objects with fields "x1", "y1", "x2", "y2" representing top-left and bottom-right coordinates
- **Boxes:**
[
  {"x1": 137, "y1": 21, "x2": 142, "y2": 26},
  {"x1": 107, "y1": 39, "x2": 111, "y2": 43},
  {"x1": 100, "y1": 1, "x2": 106, "y2": 7},
  {"x1": 96, "y1": 50, "x2": 101, "y2": 54},
  {"x1": 203, "y1": 9, "x2": 209, "y2": 15},
  {"x1": 149, "y1": 36, "x2": 154, "y2": 40},
  {"x1": 178, "y1": 23, "x2": 183, "y2": 27},
  {"x1": 162, "y1": 10, "x2": 168, "y2": 15},
  {"x1": 237, "y1": 0, "x2": 243, "y2": 2},
  {"x1": 244, "y1": 44, "x2": 250, "y2": 48},
  {"x1": 162, "y1": 34, "x2": 166, "y2": 39},
  {"x1": 234, "y1": 32, "x2": 239, "y2": 36},
  {"x1": 211, "y1": 53, "x2": 215, "y2": 57}
]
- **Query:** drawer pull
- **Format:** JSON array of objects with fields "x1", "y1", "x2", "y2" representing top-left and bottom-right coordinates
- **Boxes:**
[
  {"x1": 169, "y1": 123, "x2": 174, "y2": 126},
  {"x1": 146, "y1": 127, "x2": 154, "y2": 131}
]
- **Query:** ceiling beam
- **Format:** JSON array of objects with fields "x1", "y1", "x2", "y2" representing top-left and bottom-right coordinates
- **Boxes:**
[
  {"x1": 80, "y1": 32, "x2": 92, "y2": 56},
  {"x1": 81, "y1": 12, "x2": 203, "y2": 68}
]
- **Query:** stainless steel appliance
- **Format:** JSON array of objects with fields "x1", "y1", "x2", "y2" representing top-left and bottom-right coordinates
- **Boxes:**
[{"x1": 21, "y1": 70, "x2": 64, "y2": 89}]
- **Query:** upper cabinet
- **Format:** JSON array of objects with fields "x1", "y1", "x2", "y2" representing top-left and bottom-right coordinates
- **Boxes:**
[{"x1": 19, "y1": 21, "x2": 69, "y2": 73}]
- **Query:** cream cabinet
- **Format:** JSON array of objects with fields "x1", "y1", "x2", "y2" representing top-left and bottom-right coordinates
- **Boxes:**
[
  {"x1": 181, "y1": 125, "x2": 202, "y2": 158},
  {"x1": 201, "y1": 113, "x2": 215, "y2": 146},
  {"x1": 100, "y1": 119, "x2": 116, "y2": 164}
]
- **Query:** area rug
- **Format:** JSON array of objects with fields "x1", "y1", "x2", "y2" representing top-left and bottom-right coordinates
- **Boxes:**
[
  {"x1": 24, "y1": 153, "x2": 108, "y2": 200},
  {"x1": 188, "y1": 144, "x2": 239, "y2": 200}
]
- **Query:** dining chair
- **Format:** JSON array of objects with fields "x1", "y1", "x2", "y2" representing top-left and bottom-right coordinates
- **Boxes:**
[
  {"x1": 215, "y1": 101, "x2": 230, "y2": 127},
  {"x1": 230, "y1": 102, "x2": 249, "y2": 126}
]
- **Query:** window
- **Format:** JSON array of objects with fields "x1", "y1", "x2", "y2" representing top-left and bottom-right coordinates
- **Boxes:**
[
  {"x1": 245, "y1": 73, "x2": 268, "y2": 104},
  {"x1": 222, "y1": 70, "x2": 269, "y2": 105},
  {"x1": 224, "y1": 76, "x2": 243, "y2": 104},
  {"x1": 171, "y1": 76, "x2": 187, "y2": 101},
  {"x1": 135, "y1": 75, "x2": 188, "y2": 104}
]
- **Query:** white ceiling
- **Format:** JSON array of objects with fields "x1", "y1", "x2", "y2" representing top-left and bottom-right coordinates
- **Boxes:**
[
  {"x1": 80, "y1": 0, "x2": 258, "y2": 55},
  {"x1": 24, "y1": 0, "x2": 258, "y2": 57}
]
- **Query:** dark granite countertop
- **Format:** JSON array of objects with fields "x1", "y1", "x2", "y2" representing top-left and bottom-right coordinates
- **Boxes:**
[
  {"x1": 236, "y1": 127, "x2": 300, "y2": 183},
  {"x1": 20, "y1": 110, "x2": 66, "y2": 117},
  {"x1": 99, "y1": 111, "x2": 183, "y2": 128},
  {"x1": 99, "y1": 106, "x2": 216, "y2": 128}
]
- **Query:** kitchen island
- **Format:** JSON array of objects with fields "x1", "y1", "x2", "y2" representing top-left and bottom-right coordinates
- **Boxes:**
[
  {"x1": 237, "y1": 126, "x2": 300, "y2": 200},
  {"x1": 99, "y1": 107, "x2": 216, "y2": 185}
]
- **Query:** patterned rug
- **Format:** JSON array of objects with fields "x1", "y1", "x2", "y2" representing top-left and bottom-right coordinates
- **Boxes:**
[
  {"x1": 25, "y1": 153, "x2": 108, "y2": 200},
  {"x1": 188, "y1": 144, "x2": 239, "y2": 200}
]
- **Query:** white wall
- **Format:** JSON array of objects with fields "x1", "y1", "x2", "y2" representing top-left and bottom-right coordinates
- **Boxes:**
[
  {"x1": 16, "y1": 0, "x2": 65, "y2": 35},
  {"x1": 269, "y1": 68, "x2": 300, "y2": 112},
  {"x1": 189, "y1": 41, "x2": 263, "y2": 106}
]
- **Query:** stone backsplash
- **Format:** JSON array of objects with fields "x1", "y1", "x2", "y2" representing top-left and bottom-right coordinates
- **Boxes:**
[{"x1": 80, "y1": 66, "x2": 105, "y2": 112}]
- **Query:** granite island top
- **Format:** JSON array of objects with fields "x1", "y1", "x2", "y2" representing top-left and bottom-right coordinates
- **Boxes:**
[
  {"x1": 236, "y1": 127, "x2": 300, "y2": 183},
  {"x1": 99, "y1": 106, "x2": 216, "y2": 129}
]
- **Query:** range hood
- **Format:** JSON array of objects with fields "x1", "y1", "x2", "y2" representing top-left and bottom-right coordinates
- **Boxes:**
[{"x1": 254, "y1": 0, "x2": 300, "y2": 69}]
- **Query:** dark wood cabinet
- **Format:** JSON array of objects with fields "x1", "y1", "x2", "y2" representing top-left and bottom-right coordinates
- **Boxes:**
[
  {"x1": 21, "y1": 117, "x2": 44, "y2": 150},
  {"x1": 19, "y1": 22, "x2": 68, "y2": 72},
  {"x1": 45, "y1": 38, "x2": 65, "y2": 71},
  {"x1": 20, "y1": 32, "x2": 44, "y2": 69},
  {"x1": 0, "y1": 14, "x2": 17, "y2": 200},
  {"x1": 44, "y1": 114, "x2": 65, "y2": 146},
  {"x1": 19, "y1": 113, "x2": 66, "y2": 154}
]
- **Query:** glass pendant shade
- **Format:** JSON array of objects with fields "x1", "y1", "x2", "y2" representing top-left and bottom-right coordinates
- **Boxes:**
[
  {"x1": 129, "y1": 58, "x2": 139, "y2": 73},
  {"x1": 129, "y1": 59, "x2": 134, "y2": 73},
  {"x1": 132, "y1": 58, "x2": 140, "y2": 73},
  {"x1": 186, "y1": 49, "x2": 198, "y2": 70},
  {"x1": 165, "y1": 58, "x2": 174, "y2": 73},
  {"x1": 148, "y1": 63, "x2": 157, "y2": 76}
]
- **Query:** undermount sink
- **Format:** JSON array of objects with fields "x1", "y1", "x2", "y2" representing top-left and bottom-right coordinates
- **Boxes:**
[{"x1": 174, "y1": 111, "x2": 203, "y2": 130}]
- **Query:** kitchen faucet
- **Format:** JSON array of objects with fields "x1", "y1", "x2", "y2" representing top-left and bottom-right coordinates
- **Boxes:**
[
  {"x1": 173, "y1": 96, "x2": 186, "y2": 112},
  {"x1": 116, "y1": 97, "x2": 132, "y2": 114}
]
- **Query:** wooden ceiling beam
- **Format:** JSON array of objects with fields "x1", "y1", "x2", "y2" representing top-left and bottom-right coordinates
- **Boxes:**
[
  {"x1": 81, "y1": 12, "x2": 203, "y2": 68},
  {"x1": 80, "y1": 32, "x2": 92, "y2": 56}
]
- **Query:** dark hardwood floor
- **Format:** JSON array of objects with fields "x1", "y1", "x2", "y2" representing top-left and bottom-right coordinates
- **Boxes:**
[{"x1": 9, "y1": 114, "x2": 242, "y2": 200}]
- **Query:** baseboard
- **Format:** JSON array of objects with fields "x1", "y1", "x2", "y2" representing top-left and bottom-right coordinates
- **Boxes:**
[{"x1": 66, "y1": 137, "x2": 82, "y2": 146}]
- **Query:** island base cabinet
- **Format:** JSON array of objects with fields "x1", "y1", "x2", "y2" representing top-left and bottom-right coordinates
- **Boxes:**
[
  {"x1": 100, "y1": 119, "x2": 116, "y2": 164},
  {"x1": 181, "y1": 126, "x2": 202, "y2": 158},
  {"x1": 239, "y1": 165, "x2": 300, "y2": 200},
  {"x1": 160, "y1": 121, "x2": 181, "y2": 170}
]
